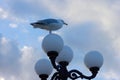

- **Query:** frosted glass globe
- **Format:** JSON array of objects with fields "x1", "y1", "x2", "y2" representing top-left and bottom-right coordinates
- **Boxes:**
[
  {"x1": 42, "y1": 33, "x2": 64, "y2": 53},
  {"x1": 35, "y1": 59, "x2": 53, "y2": 75},
  {"x1": 84, "y1": 51, "x2": 103, "y2": 69},
  {"x1": 56, "y1": 46, "x2": 73, "y2": 63}
]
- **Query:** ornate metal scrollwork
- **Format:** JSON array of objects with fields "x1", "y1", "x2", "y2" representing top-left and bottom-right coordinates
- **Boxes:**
[
  {"x1": 51, "y1": 72, "x2": 60, "y2": 80},
  {"x1": 68, "y1": 70, "x2": 83, "y2": 80}
]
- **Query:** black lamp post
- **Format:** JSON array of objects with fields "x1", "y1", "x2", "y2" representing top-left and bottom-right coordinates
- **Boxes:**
[{"x1": 35, "y1": 33, "x2": 104, "y2": 80}]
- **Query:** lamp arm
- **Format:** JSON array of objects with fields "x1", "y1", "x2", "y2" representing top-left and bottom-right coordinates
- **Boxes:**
[
  {"x1": 51, "y1": 61, "x2": 69, "y2": 80},
  {"x1": 47, "y1": 51, "x2": 60, "y2": 71},
  {"x1": 49, "y1": 56, "x2": 60, "y2": 71},
  {"x1": 68, "y1": 67, "x2": 99, "y2": 80}
]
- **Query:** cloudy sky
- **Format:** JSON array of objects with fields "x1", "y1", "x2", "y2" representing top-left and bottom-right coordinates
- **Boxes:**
[{"x1": 0, "y1": 0, "x2": 120, "y2": 80}]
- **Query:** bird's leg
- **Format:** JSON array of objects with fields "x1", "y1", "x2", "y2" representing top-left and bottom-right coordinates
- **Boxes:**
[{"x1": 49, "y1": 30, "x2": 52, "y2": 34}]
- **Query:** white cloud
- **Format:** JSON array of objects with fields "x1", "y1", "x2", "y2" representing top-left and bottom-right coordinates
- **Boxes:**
[
  {"x1": 113, "y1": 38, "x2": 120, "y2": 60},
  {"x1": 0, "y1": 36, "x2": 21, "y2": 78},
  {"x1": 9, "y1": 23, "x2": 18, "y2": 28},
  {"x1": 39, "y1": 0, "x2": 120, "y2": 30},
  {"x1": 0, "y1": 35, "x2": 42, "y2": 80},
  {"x1": 103, "y1": 70, "x2": 120, "y2": 80},
  {"x1": 0, "y1": 77, "x2": 5, "y2": 80},
  {"x1": 0, "y1": 5, "x2": 28, "y2": 24},
  {"x1": 38, "y1": 36, "x2": 44, "y2": 42},
  {"x1": 19, "y1": 46, "x2": 39, "y2": 80},
  {"x1": 0, "y1": 7, "x2": 8, "y2": 19},
  {"x1": 20, "y1": 46, "x2": 36, "y2": 64}
]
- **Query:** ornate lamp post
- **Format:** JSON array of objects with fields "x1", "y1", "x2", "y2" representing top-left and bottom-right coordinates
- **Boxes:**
[{"x1": 34, "y1": 33, "x2": 104, "y2": 80}]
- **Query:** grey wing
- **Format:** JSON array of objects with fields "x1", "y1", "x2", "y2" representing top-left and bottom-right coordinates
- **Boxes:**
[{"x1": 38, "y1": 19, "x2": 58, "y2": 25}]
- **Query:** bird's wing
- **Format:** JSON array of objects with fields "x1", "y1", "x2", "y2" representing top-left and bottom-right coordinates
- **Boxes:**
[{"x1": 38, "y1": 19, "x2": 58, "y2": 25}]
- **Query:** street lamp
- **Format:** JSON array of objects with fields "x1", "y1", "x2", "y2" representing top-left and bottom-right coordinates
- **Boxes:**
[
  {"x1": 35, "y1": 33, "x2": 104, "y2": 80},
  {"x1": 35, "y1": 59, "x2": 53, "y2": 80}
]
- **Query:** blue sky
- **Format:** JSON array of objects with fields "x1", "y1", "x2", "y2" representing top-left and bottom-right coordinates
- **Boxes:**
[{"x1": 0, "y1": 0, "x2": 120, "y2": 80}]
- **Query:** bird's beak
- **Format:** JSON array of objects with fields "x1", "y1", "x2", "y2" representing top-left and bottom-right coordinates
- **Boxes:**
[
  {"x1": 30, "y1": 22, "x2": 40, "y2": 28},
  {"x1": 30, "y1": 23, "x2": 34, "y2": 26},
  {"x1": 64, "y1": 22, "x2": 68, "y2": 25},
  {"x1": 30, "y1": 22, "x2": 38, "y2": 28}
]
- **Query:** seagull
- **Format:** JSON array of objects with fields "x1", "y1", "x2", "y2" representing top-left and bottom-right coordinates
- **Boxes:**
[{"x1": 30, "y1": 19, "x2": 68, "y2": 33}]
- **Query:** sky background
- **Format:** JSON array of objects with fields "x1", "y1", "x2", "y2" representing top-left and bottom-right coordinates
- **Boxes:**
[{"x1": 0, "y1": 0, "x2": 120, "y2": 80}]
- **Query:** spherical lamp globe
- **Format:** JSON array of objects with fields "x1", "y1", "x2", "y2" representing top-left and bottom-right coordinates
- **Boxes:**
[
  {"x1": 56, "y1": 45, "x2": 73, "y2": 64},
  {"x1": 35, "y1": 59, "x2": 53, "y2": 76},
  {"x1": 84, "y1": 51, "x2": 104, "y2": 69},
  {"x1": 42, "y1": 34, "x2": 64, "y2": 54}
]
